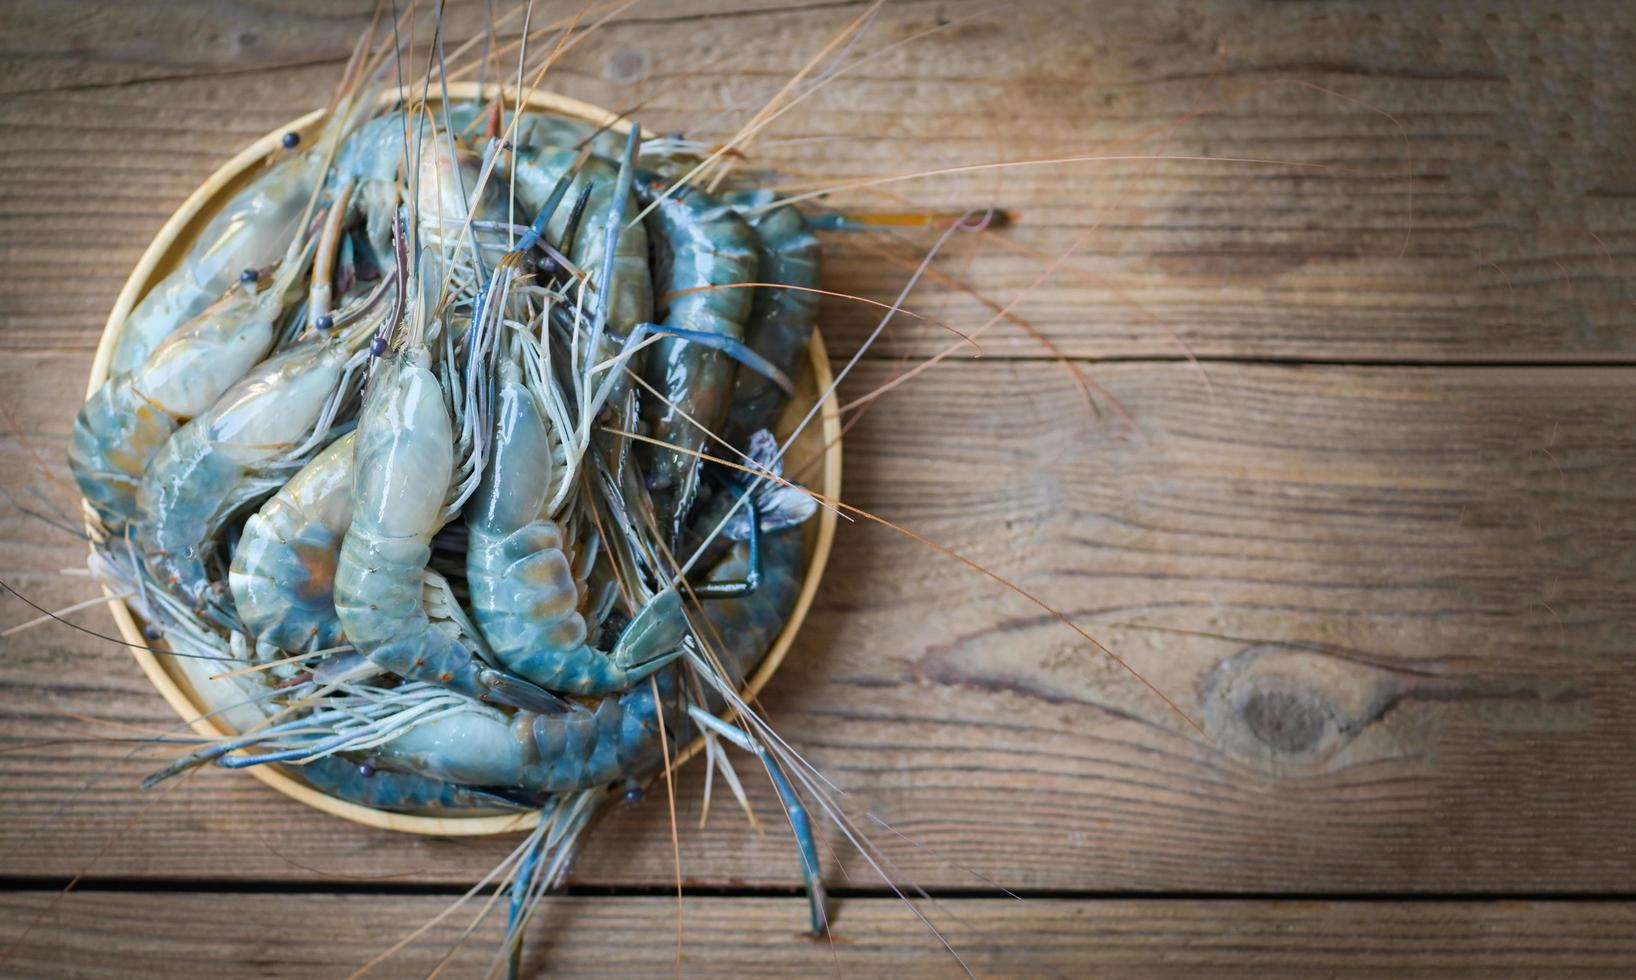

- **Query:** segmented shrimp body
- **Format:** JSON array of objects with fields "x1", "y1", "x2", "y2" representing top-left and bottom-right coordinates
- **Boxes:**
[
  {"x1": 69, "y1": 249, "x2": 313, "y2": 532},
  {"x1": 371, "y1": 527, "x2": 803, "y2": 792},
  {"x1": 635, "y1": 175, "x2": 758, "y2": 542},
  {"x1": 107, "y1": 154, "x2": 324, "y2": 379},
  {"x1": 465, "y1": 361, "x2": 686, "y2": 695},
  {"x1": 229, "y1": 432, "x2": 356, "y2": 654},
  {"x1": 722, "y1": 190, "x2": 821, "y2": 444},
  {"x1": 331, "y1": 343, "x2": 529, "y2": 706}
]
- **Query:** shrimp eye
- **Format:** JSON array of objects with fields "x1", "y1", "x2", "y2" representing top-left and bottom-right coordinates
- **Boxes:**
[
  {"x1": 315, "y1": 314, "x2": 335, "y2": 331},
  {"x1": 281, "y1": 131, "x2": 301, "y2": 149},
  {"x1": 357, "y1": 762, "x2": 376, "y2": 778},
  {"x1": 369, "y1": 336, "x2": 387, "y2": 357},
  {"x1": 537, "y1": 255, "x2": 558, "y2": 278},
  {"x1": 240, "y1": 267, "x2": 259, "y2": 284},
  {"x1": 142, "y1": 624, "x2": 162, "y2": 641},
  {"x1": 623, "y1": 786, "x2": 644, "y2": 807}
]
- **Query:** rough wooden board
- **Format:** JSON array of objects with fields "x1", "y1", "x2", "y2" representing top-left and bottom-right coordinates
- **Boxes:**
[
  {"x1": 5, "y1": 891, "x2": 1636, "y2": 978},
  {"x1": 5, "y1": 356, "x2": 1634, "y2": 889},
  {"x1": 4, "y1": 2, "x2": 1636, "y2": 973},
  {"x1": 2, "y1": 0, "x2": 1633, "y2": 362}
]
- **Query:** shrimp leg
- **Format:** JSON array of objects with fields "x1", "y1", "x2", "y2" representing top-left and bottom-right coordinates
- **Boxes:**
[
  {"x1": 688, "y1": 706, "x2": 825, "y2": 936},
  {"x1": 509, "y1": 146, "x2": 653, "y2": 342}
]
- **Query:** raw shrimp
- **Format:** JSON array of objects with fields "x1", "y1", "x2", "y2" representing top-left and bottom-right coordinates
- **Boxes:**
[
  {"x1": 228, "y1": 432, "x2": 356, "y2": 654},
  {"x1": 722, "y1": 189, "x2": 821, "y2": 445},
  {"x1": 133, "y1": 273, "x2": 385, "y2": 615},
  {"x1": 634, "y1": 175, "x2": 758, "y2": 543},
  {"x1": 331, "y1": 343, "x2": 556, "y2": 710},
  {"x1": 372, "y1": 526, "x2": 805, "y2": 793},
  {"x1": 106, "y1": 153, "x2": 323, "y2": 379},
  {"x1": 69, "y1": 241, "x2": 316, "y2": 532},
  {"x1": 465, "y1": 360, "x2": 686, "y2": 695}
]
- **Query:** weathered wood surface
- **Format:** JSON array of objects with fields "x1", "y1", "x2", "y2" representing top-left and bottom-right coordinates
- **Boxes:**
[
  {"x1": 5, "y1": 358, "x2": 1634, "y2": 891},
  {"x1": 1, "y1": 1, "x2": 1633, "y2": 362},
  {"x1": 3, "y1": 0, "x2": 1634, "y2": 975},
  {"x1": 7, "y1": 892, "x2": 1636, "y2": 978}
]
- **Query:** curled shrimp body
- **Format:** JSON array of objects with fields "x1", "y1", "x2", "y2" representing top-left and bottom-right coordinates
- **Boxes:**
[
  {"x1": 107, "y1": 154, "x2": 323, "y2": 379},
  {"x1": 332, "y1": 344, "x2": 501, "y2": 701},
  {"x1": 510, "y1": 146, "x2": 653, "y2": 339},
  {"x1": 465, "y1": 363, "x2": 686, "y2": 695},
  {"x1": 635, "y1": 175, "x2": 759, "y2": 541},
  {"x1": 372, "y1": 528, "x2": 803, "y2": 791},
  {"x1": 69, "y1": 250, "x2": 313, "y2": 532},
  {"x1": 228, "y1": 432, "x2": 356, "y2": 653},
  {"x1": 722, "y1": 190, "x2": 821, "y2": 444},
  {"x1": 133, "y1": 299, "x2": 378, "y2": 612}
]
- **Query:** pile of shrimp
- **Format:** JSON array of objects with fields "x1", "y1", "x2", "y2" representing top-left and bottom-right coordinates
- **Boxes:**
[{"x1": 64, "y1": 18, "x2": 835, "y2": 968}]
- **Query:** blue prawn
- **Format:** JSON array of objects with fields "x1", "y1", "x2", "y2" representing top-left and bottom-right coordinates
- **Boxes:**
[
  {"x1": 464, "y1": 360, "x2": 686, "y2": 695},
  {"x1": 69, "y1": 240, "x2": 316, "y2": 532},
  {"x1": 133, "y1": 267, "x2": 387, "y2": 615},
  {"x1": 373, "y1": 527, "x2": 805, "y2": 792},
  {"x1": 229, "y1": 432, "x2": 356, "y2": 654},
  {"x1": 721, "y1": 189, "x2": 821, "y2": 445},
  {"x1": 634, "y1": 175, "x2": 759, "y2": 543},
  {"x1": 331, "y1": 342, "x2": 558, "y2": 709}
]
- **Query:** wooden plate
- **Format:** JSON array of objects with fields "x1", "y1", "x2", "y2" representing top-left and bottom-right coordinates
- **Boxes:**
[{"x1": 81, "y1": 82, "x2": 842, "y2": 836}]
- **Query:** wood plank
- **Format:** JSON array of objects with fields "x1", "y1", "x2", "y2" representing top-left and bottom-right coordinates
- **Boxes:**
[
  {"x1": 5, "y1": 891, "x2": 1636, "y2": 978},
  {"x1": 5, "y1": 354, "x2": 1633, "y2": 890},
  {"x1": 2, "y1": 0, "x2": 1632, "y2": 362}
]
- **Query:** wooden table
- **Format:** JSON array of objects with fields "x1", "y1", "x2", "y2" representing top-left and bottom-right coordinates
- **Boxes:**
[{"x1": 3, "y1": 1, "x2": 1634, "y2": 975}]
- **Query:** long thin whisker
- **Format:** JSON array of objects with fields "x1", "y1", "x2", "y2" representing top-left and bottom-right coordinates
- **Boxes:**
[
  {"x1": 605, "y1": 429, "x2": 1206, "y2": 737},
  {"x1": 760, "y1": 153, "x2": 1339, "y2": 213}
]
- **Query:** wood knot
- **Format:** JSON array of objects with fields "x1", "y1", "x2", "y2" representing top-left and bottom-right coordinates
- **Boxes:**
[
  {"x1": 605, "y1": 48, "x2": 649, "y2": 84},
  {"x1": 1197, "y1": 643, "x2": 1404, "y2": 767},
  {"x1": 1239, "y1": 687, "x2": 1326, "y2": 754}
]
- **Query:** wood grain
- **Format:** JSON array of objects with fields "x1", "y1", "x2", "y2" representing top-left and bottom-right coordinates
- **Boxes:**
[
  {"x1": 6, "y1": 891, "x2": 1636, "y2": 978},
  {"x1": 3, "y1": 0, "x2": 1634, "y2": 974},
  {"x1": 4, "y1": 358, "x2": 1633, "y2": 891},
  {"x1": 1, "y1": 1, "x2": 1633, "y2": 362}
]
